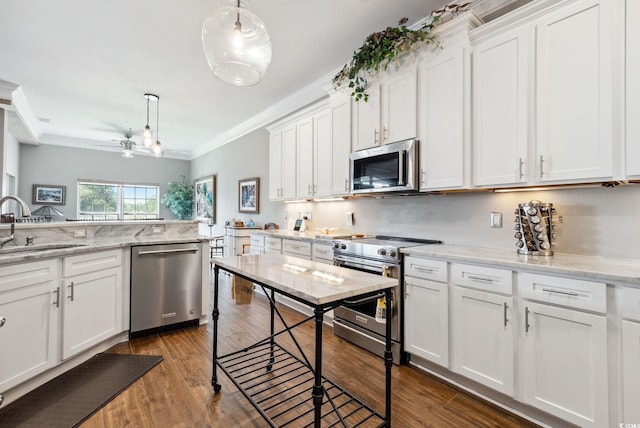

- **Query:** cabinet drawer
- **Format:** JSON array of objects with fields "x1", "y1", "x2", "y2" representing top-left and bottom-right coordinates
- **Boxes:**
[
  {"x1": 451, "y1": 263, "x2": 512, "y2": 295},
  {"x1": 404, "y1": 256, "x2": 448, "y2": 283},
  {"x1": 63, "y1": 249, "x2": 122, "y2": 277},
  {"x1": 519, "y1": 272, "x2": 606, "y2": 314},
  {"x1": 312, "y1": 243, "x2": 334, "y2": 262},
  {"x1": 0, "y1": 259, "x2": 58, "y2": 293},
  {"x1": 622, "y1": 286, "x2": 640, "y2": 322},
  {"x1": 265, "y1": 237, "x2": 282, "y2": 252},
  {"x1": 283, "y1": 239, "x2": 312, "y2": 257},
  {"x1": 250, "y1": 234, "x2": 265, "y2": 247}
]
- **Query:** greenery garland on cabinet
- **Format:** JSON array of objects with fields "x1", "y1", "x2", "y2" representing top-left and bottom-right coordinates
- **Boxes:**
[{"x1": 332, "y1": 3, "x2": 471, "y2": 102}]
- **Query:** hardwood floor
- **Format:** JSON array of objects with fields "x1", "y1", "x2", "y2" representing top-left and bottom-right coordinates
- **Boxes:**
[{"x1": 82, "y1": 278, "x2": 538, "y2": 427}]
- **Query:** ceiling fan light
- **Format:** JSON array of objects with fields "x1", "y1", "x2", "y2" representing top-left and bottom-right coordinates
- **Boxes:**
[
  {"x1": 202, "y1": 2, "x2": 272, "y2": 86},
  {"x1": 122, "y1": 148, "x2": 134, "y2": 158}
]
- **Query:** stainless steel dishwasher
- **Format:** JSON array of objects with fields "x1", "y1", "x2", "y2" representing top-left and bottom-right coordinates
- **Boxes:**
[{"x1": 130, "y1": 242, "x2": 202, "y2": 337}]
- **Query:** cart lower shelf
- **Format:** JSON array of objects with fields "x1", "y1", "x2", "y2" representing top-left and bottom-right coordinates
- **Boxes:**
[{"x1": 216, "y1": 341, "x2": 386, "y2": 427}]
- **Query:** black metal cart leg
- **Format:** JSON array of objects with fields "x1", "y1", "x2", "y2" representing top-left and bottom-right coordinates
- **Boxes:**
[
  {"x1": 313, "y1": 307, "x2": 324, "y2": 428},
  {"x1": 211, "y1": 266, "x2": 222, "y2": 393},
  {"x1": 267, "y1": 289, "x2": 276, "y2": 371},
  {"x1": 384, "y1": 288, "x2": 393, "y2": 426}
]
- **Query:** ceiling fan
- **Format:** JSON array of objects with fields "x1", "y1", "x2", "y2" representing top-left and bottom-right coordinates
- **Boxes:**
[{"x1": 96, "y1": 129, "x2": 150, "y2": 158}]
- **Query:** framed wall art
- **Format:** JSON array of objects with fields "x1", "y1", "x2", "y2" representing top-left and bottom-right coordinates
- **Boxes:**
[
  {"x1": 32, "y1": 184, "x2": 66, "y2": 205},
  {"x1": 238, "y1": 177, "x2": 259, "y2": 214},
  {"x1": 194, "y1": 175, "x2": 216, "y2": 223}
]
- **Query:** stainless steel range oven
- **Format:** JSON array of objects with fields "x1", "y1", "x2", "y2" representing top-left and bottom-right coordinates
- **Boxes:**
[{"x1": 332, "y1": 236, "x2": 441, "y2": 364}]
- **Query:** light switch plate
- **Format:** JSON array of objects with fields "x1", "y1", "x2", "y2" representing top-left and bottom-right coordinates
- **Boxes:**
[
  {"x1": 73, "y1": 229, "x2": 86, "y2": 238},
  {"x1": 490, "y1": 212, "x2": 503, "y2": 228}
]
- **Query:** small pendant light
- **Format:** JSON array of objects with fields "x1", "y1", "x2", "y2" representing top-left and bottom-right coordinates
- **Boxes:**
[
  {"x1": 142, "y1": 93, "x2": 158, "y2": 148},
  {"x1": 151, "y1": 96, "x2": 164, "y2": 158}
]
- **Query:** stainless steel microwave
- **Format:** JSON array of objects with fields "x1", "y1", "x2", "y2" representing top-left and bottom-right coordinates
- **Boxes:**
[{"x1": 350, "y1": 139, "x2": 419, "y2": 194}]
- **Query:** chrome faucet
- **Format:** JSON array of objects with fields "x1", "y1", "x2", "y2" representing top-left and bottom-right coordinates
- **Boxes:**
[{"x1": 0, "y1": 196, "x2": 32, "y2": 249}]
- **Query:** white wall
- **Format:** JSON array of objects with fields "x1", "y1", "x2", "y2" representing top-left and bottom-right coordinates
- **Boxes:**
[
  {"x1": 191, "y1": 128, "x2": 282, "y2": 237},
  {"x1": 18, "y1": 144, "x2": 190, "y2": 219}
]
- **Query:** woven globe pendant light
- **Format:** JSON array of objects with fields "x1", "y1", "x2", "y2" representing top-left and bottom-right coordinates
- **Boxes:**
[{"x1": 202, "y1": 0, "x2": 272, "y2": 86}]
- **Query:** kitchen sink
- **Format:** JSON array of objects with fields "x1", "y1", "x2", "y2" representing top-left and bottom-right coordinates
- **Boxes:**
[{"x1": 0, "y1": 243, "x2": 88, "y2": 255}]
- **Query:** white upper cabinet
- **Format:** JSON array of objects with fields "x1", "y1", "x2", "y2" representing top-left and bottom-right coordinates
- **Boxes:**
[
  {"x1": 268, "y1": 126, "x2": 297, "y2": 201},
  {"x1": 330, "y1": 91, "x2": 352, "y2": 195},
  {"x1": 352, "y1": 84, "x2": 381, "y2": 151},
  {"x1": 381, "y1": 68, "x2": 418, "y2": 144},
  {"x1": 268, "y1": 130, "x2": 282, "y2": 200},
  {"x1": 472, "y1": 27, "x2": 529, "y2": 187},
  {"x1": 296, "y1": 116, "x2": 314, "y2": 199},
  {"x1": 535, "y1": 0, "x2": 614, "y2": 182},
  {"x1": 419, "y1": 15, "x2": 479, "y2": 191},
  {"x1": 352, "y1": 66, "x2": 417, "y2": 152},
  {"x1": 626, "y1": 0, "x2": 640, "y2": 177},
  {"x1": 471, "y1": 0, "x2": 618, "y2": 188},
  {"x1": 313, "y1": 108, "x2": 332, "y2": 198}
]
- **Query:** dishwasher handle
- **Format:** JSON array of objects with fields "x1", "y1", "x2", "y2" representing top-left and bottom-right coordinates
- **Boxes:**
[{"x1": 137, "y1": 247, "x2": 200, "y2": 256}]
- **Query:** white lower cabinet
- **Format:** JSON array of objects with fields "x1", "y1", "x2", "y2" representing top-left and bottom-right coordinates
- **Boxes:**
[
  {"x1": 404, "y1": 276, "x2": 449, "y2": 367},
  {"x1": 0, "y1": 260, "x2": 59, "y2": 393},
  {"x1": 520, "y1": 300, "x2": 608, "y2": 427},
  {"x1": 451, "y1": 286, "x2": 514, "y2": 395},
  {"x1": 1, "y1": 249, "x2": 125, "y2": 401},
  {"x1": 622, "y1": 285, "x2": 640, "y2": 423},
  {"x1": 622, "y1": 320, "x2": 640, "y2": 423},
  {"x1": 62, "y1": 249, "x2": 123, "y2": 359}
]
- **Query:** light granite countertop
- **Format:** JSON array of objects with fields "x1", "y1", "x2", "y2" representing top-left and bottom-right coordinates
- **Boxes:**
[
  {"x1": 402, "y1": 244, "x2": 640, "y2": 285},
  {"x1": 249, "y1": 229, "x2": 361, "y2": 244},
  {"x1": 0, "y1": 235, "x2": 207, "y2": 266},
  {"x1": 212, "y1": 254, "x2": 396, "y2": 306}
]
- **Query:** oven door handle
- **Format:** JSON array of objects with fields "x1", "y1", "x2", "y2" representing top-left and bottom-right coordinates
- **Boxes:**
[
  {"x1": 334, "y1": 255, "x2": 396, "y2": 273},
  {"x1": 342, "y1": 292, "x2": 386, "y2": 306}
]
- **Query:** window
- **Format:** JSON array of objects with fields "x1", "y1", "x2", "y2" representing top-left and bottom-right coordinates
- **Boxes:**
[{"x1": 78, "y1": 181, "x2": 160, "y2": 220}]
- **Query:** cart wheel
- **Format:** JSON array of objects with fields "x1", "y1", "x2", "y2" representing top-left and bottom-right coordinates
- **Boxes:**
[
  {"x1": 213, "y1": 382, "x2": 222, "y2": 393},
  {"x1": 266, "y1": 364, "x2": 273, "y2": 371}
]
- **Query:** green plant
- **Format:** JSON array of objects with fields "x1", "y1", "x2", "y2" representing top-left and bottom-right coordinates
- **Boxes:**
[
  {"x1": 332, "y1": 17, "x2": 441, "y2": 102},
  {"x1": 161, "y1": 175, "x2": 194, "y2": 220}
]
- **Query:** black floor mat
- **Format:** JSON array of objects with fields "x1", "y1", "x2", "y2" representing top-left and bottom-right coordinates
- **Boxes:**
[{"x1": 0, "y1": 352, "x2": 163, "y2": 428}]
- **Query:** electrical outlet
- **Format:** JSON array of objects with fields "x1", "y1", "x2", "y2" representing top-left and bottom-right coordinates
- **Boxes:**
[
  {"x1": 490, "y1": 212, "x2": 503, "y2": 228},
  {"x1": 297, "y1": 212, "x2": 302, "y2": 220},
  {"x1": 284, "y1": 211, "x2": 288, "y2": 220},
  {"x1": 73, "y1": 228, "x2": 87, "y2": 238},
  {"x1": 345, "y1": 212, "x2": 354, "y2": 226},
  {"x1": 304, "y1": 211, "x2": 312, "y2": 220},
  {"x1": 152, "y1": 226, "x2": 163, "y2": 234}
]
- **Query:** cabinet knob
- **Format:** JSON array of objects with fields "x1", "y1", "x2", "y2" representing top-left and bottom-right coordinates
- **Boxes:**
[{"x1": 0, "y1": 316, "x2": 5, "y2": 328}]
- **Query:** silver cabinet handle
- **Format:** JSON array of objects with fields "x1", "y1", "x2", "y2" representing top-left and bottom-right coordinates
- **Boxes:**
[
  {"x1": 539, "y1": 155, "x2": 544, "y2": 177},
  {"x1": 138, "y1": 248, "x2": 199, "y2": 256},
  {"x1": 374, "y1": 129, "x2": 379, "y2": 145},
  {"x1": 467, "y1": 274, "x2": 494, "y2": 283},
  {"x1": 308, "y1": 184, "x2": 312, "y2": 196},
  {"x1": 525, "y1": 306, "x2": 530, "y2": 333},
  {"x1": 518, "y1": 158, "x2": 524, "y2": 179},
  {"x1": 503, "y1": 302, "x2": 508, "y2": 327},
  {"x1": 541, "y1": 288, "x2": 579, "y2": 297},
  {"x1": 67, "y1": 281, "x2": 75, "y2": 302},
  {"x1": 0, "y1": 316, "x2": 6, "y2": 328},
  {"x1": 414, "y1": 266, "x2": 436, "y2": 273},
  {"x1": 383, "y1": 126, "x2": 389, "y2": 141},
  {"x1": 53, "y1": 287, "x2": 60, "y2": 308},
  {"x1": 344, "y1": 178, "x2": 349, "y2": 192},
  {"x1": 421, "y1": 169, "x2": 426, "y2": 187}
]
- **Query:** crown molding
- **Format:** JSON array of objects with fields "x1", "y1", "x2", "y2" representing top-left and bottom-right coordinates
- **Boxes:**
[
  {"x1": 0, "y1": 81, "x2": 41, "y2": 144},
  {"x1": 189, "y1": 67, "x2": 341, "y2": 159}
]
